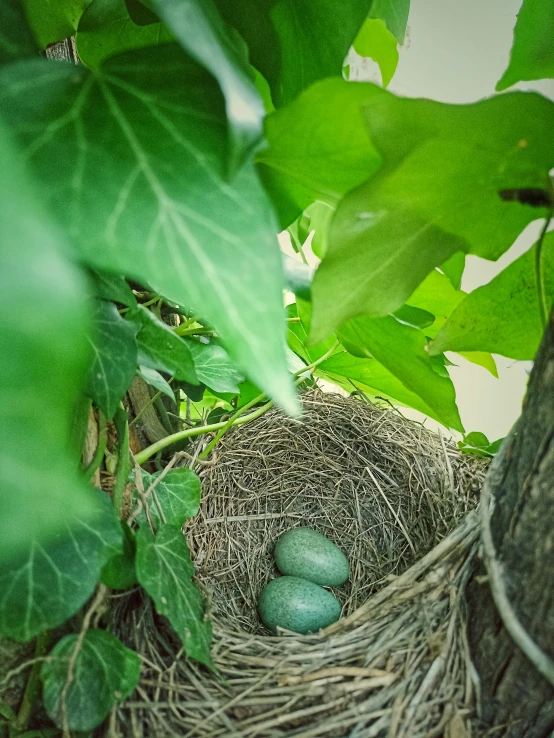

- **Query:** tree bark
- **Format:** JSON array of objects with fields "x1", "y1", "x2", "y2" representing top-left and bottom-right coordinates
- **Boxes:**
[{"x1": 467, "y1": 316, "x2": 554, "y2": 737}]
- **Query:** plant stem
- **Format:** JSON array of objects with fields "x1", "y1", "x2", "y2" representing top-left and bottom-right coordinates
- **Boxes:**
[
  {"x1": 82, "y1": 410, "x2": 107, "y2": 481},
  {"x1": 173, "y1": 325, "x2": 215, "y2": 337},
  {"x1": 135, "y1": 340, "x2": 339, "y2": 465},
  {"x1": 535, "y1": 206, "x2": 554, "y2": 330},
  {"x1": 113, "y1": 409, "x2": 130, "y2": 517},
  {"x1": 129, "y1": 389, "x2": 162, "y2": 427},
  {"x1": 11, "y1": 631, "x2": 50, "y2": 734}
]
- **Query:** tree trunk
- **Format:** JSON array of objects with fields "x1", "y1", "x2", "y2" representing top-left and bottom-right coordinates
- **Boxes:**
[{"x1": 467, "y1": 316, "x2": 554, "y2": 737}]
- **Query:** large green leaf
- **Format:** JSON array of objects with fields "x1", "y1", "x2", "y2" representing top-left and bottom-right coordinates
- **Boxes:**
[
  {"x1": 369, "y1": 0, "x2": 410, "y2": 43},
  {"x1": 311, "y1": 89, "x2": 554, "y2": 340},
  {"x1": 42, "y1": 630, "x2": 140, "y2": 731},
  {"x1": 339, "y1": 317, "x2": 463, "y2": 431},
  {"x1": 85, "y1": 300, "x2": 139, "y2": 419},
  {"x1": 185, "y1": 340, "x2": 242, "y2": 394},
  {"x1": 0, "y1": 0, "x2": 39, "y2": 62},
  {"x1": 0, "y1": 489, "x2": 122, "y2": 641},
  {"x1": 148, "y1": 0, "x2": 264, "y2": 172},
  {"x1": 77, "y1": 0, "x2": 174, "y2": 69},
  {"x1": 217, "y1": 0, "x2": 372, "y2": 108},
  {"x1": 136, "y1": 524, "x2": 213, "y2": 666},
  {"x1": 431, "y1": 233, "x2": 554, "y2": 360},
  {"x1": 353, "y1": 18, "x2": 399, "y2": 88},
  {"x1": 135, "y1": 467, "x2": 201, "y2": 528},
  {"x1": 23, "y1": 0, "x2": 91, "y2": 48},
  {"x1": 258, "y1": 78, "x2": 382, "y2": 221},
  {"x1": 0, "y1": 47, "x2": 297, "y2": 415},
  {"x1": 0, "y1": 123, "x2": 97, "y2": 562},
  {"x1": 497, "y1": 0, "x2": 554, "y2": 91}
]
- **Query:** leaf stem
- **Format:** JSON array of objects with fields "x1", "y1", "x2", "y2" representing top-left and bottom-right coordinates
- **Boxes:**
[
  {"x1": 11, "y1": 631, "x2": 51, "y2": 734},
  {"x1": 82, "y1": 410, "x2": 107, "y2": 481},
  {"x1": 135, "y1": 340, "x2": 339, "y2": 465},
  {"x1": 535, "y1": 206, "x2": 554, "y2": 330}
]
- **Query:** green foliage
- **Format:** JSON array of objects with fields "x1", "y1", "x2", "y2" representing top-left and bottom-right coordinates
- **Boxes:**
[
  {"x1": 101, "y1": 522, "x2": 137, "y2": 589},
  {"x1": 497, "y1": 0, "x2": 554, "y2": 90},
  {"x1": 137, "y1": 366, "x2": 175, "y2": 400},
  {"x1": 440, "y1": 253, "x2": 466, "y2": 290},
  {"x1": 369, "y1": 0, "x2": 410, "y2": 43},
  {"x1": 353, "y1": 18, "x2": 399, "y2": 87},
  {"x1": 90, "y1": 269, "x2": 137, "y2": 307},
  {"x1": 0, "y1": 0, "x2": 39, "y2": 62},
  {"x1": 458, "y1": 432, "x2": 504, "y2": 458},
  {"x1": 23, "y1": 0, "x2": 91, "y2": 48},
  {"x1": 136, "y1": 467, "x2": 201, "y2": 528},
  {"x1": 136, "y1": 525, "x2": 213, "y2": 667},
  {"x1": 42, "y1": 630, "x2": 141, "y2": 730},
  {"x1": 0, "y1": 490, "x2": 122, "y2": 641},
  {"x1": 185, "y1": 340, "x2": 242, "y2": 394}
]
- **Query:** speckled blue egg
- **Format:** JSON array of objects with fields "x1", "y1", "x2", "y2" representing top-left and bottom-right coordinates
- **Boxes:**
[
  {"x1": 258, "y1": 576, "x2": 341, "y2": 634},
  {"x1": 275, "y1": 527, "x2": 350, "y2": 586}
]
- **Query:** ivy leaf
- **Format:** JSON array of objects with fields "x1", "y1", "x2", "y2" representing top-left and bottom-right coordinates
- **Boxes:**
[
  {"x1": 23, "y1": 0, "x2": 92, "y2": 48},
  {"x1": 42, "y1": 630, "x2": 140, "y2": 731},
  {"x1": 0, "y1": 122, "x2": 97, "y2": 562},
  {"x1": 89, "y1": 269, "x2": 137, "y2": 307},
  {"x1": 497, "y1": 0, "x2": 554, "y2": 91},
  {"x1": 77, "y1": 0, "x2": 174, "y2": 69},
  {"x1": 458, "y1": 432, "x2": 504, "y2": 458},
  {"x1": 258, "y1": 78, "x2": 382, "y2": 222},
  {"x1": 185, "y1": 340, "x2": 242, "y2": 394},
  {"x1": 339, "y1": 317, "x2": 464, "y2": 431},
  {"x1": 0, "y1": 46, "x2": 297, "y2": 416},
  {"x1": 101, "y1": 523, "x2": 137, "y2": 590},
  {"x1": 311, "y1": 90, "x2": 554, "y2": 340},
  {"x1": 137, "y1": 366, "x2": 174, "y2": 400},
  {"x1": 0, "y1": 0, "x2": 39, "y2": 62},
  {"x1": 136, "y1": 524, "x2": 213, "y2": 667},
  {"x1": 135, "y1": 467, "x2": 201, "y2": 528},
  {"x1": 369, "y1": 0, "x2": 410, "y2": 44},
  {"x1": 132, "y1": 305, "x2": 197, "y2": 384},
  {"x1": 148, "y1": 0, "x2": 264, "y2": 173},
  {"x1": 431, "y1": 233, "x2": 554, "y2": 360},
  {"x1": 353, "y1": 18, "x2": 399, "y2": 88},
  {"x1": 85, "y1": 300, "x2": 139, "y2": 419},
  {"x1": 0, "y1": 489, "x2": 122, "y2": 641}
]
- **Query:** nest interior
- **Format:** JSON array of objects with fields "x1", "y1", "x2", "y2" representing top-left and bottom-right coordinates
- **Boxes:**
[{"x1": 113, "y1": 391, "x2": 488, "y2": 738}]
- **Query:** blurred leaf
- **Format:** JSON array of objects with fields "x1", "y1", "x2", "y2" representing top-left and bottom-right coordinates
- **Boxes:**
[
  {"x1": 42, "y1": 630, "x2": 140, "y2": 731},
  {"x1": 77, "y1": 0, "x2": 173, "y2": 69},
  {"x1": 85, "y1": 300, "x2": 139, "y2": 419},
  {"x1": 456, "y1": 351, "x2": 498, "y2": 378},
  {"x1": 23, "y1": 0, "x2": 91, "y2": 48},
  {"x1": 497, "y1": 0, "x2": 554, "y2": 91},
  {"x1": 288, "y1": 300, "x2": 339, "y2": 363},
  {"x1": 148, "y1": 0, "x2": 264, "y2": 173},
  {"x1": 185, "y1": 340, "x2": 241, "y2": 394},
  {"x1": 0, "y1": 46, "x2": 297, "y2": 415},
  {"x1": 282, "y1": 254, "x2": 314, "y2": 301},
  {"x1": 353, "y1": 18, "x2": 399, "y2": 87},
  {"x1": 0, "y1": 123, "x2": 97, "y2": 562},
  {"x1": 440, "y1": 252, "x2": 465, "y2": 290},
  {"x1": 431, "y1": 233, "x2": 554, "y2": 360},
  {"x1": 137, "y1": 366, "x2": 174, "y2": 400},
  {"x1": 311, "y1": 89, "x2": 554, "y2": 341},
  {"x1": 258, "y1": 78, "x2": 382, "y2": 222},
  {"x1": 458, "y1": 432, "x2": 504, "y2": 457},
  {"x1": 136, "y1": 524, "x2": 213, "y2": 666},
  {"x1": 393, "y1": 304, "x2": 435, "y2": 329},
  {"x1": 0, "y1": 0, "x2": 39, "y2": 62},
  {"x1": 132, "y1": 305, "x2": 197, "y2": 383},
  {"x1": 101, "y1": 522, "x2": 137, "y2": 590},
  {"x1": 89, "y1": 269, "x2": 137, "y2": 307},
  {"x1": 406, "y1": 269, "x2": 465, "y2": 337},
  {"x1": 303, "y1": 201, "x2": 335, "y2": 259},
  {"x1": 369, "y1": 0, "x2": 410, "y2": 43},
  {"x1": 125, "y1": 0, "x2": 159, "y2": 24},
  {"x1": 339, "y1": 317, "x2": 463, "y2": 430},
  {"x1": 0, "y1": 490, "x2": 122, "y2": 641},
  {"x1": 135, "y1": 467, "x2": 201, "y2": 528}
]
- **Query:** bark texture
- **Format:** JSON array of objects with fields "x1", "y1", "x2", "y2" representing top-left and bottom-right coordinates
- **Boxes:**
[{"x1": 467, "y1": 316, "x2": 554, "y2": 737}]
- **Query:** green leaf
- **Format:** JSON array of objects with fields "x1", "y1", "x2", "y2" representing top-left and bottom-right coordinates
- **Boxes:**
[
  {"x1": 89, "y1": 269, "x2": 137, "y2": 307},
  {"x1": 458, "y1": 432, "x2": 504, "y2": 457},
  {"x1": 497, "y1": 0, "x2": 554, "y2": 91},
  {"x1": 185, "y1": 340, "x2": 242, "y2": 394},
  {"x1": 77, "y1": 0, "x2": 174, "y2": 69},
  {"x1": 393, "y1": 304, "x2": 435, "y2": 329},
  {"x1": 440, "y1": 252, "x2": 465, "y2": 290},
  {"x1": 282, "y1": 254, "x2": 314, "y2": 302},
  {"x1": 42, "y1": 630, "x2": 140, "y2": 731},
  {"x1": 0, "y1": 122, "x2": 97, "y2": 562},
  {"x1": 132, "y1": 305, "x2": 197, "y2": 383},
  {"x1": 137, "y1": 366, "x2": 174, "y2": 400},
  {"x1": 148, "y1": 0, "x2": 264, "y2": 173},
  {"x1": 136, "y1": 524, "x2": 212, "y2": 666},
  {"x1": 431, "y1": 233, "x2": 554, "y2": 360},
  {"x1": 258, "y1": 78, "x2": 382, "y2": 220},
  {"x1": 0, "y1": 489, "x2": 122, "y2": 641},
  {"x1": 369, "y1": 0, "x2": 410, "y2": 43},
  {"x1": 101, "y1": 522, "x2": 137, "y2": 590},
  {"x1": 456, "y1": 351, "x2": 498, "y2": 378},
  {"x1": 23, "y1": 0, "x2": 91, "y2": 48},
  {"x1": 406, "y1": 269, "x2": 465, "y2": 338},
  {"x1": 135, "y1": 467, "x2": 201, "y2": 528},
  {"x1": 302, "y1": 201, "x2": 335, "y2": 259},
  {"x1": 0, "y1": 0, "x2": 39, "y2": 62},
  {"x1": 339, "y1": 317, "x2": 463, "y2": 431},
  {"x1": 353, "y1": 18, "x2": 399, "y2": 88},
  {"x1": 288, "y1": 300, "x2": 339, "y2": 363},
  {"x1": 85, "y1": 300, "x2": 139, "y2": 419},
  {"x1": 311, "y1": 89, "x2": 554, "y2": 340},
  {"x1": 0, "y1": 47, "x2": 296, "y2": 415},
  {"x1": 125, "y1": 0, "x2": 159, "y2": 25}
]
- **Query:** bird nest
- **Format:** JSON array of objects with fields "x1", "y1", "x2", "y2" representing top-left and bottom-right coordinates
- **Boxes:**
[{"x1": 112, "y1": 390, "x2": 488, "y2": 737}]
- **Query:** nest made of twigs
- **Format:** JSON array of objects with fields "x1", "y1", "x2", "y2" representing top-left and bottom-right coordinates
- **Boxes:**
[{"x1": 112, "y1": 391, "x2": 488, "y2": 738}]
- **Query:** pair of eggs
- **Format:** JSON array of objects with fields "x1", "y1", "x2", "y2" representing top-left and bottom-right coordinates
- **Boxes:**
[{"x1": 258, "y1": 527, "x2": 350, "y2": 635}]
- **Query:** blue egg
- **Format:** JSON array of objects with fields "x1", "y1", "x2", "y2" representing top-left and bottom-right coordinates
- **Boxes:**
[
  {"x1": 258, "y1": 576, "x2": 342, "y2": 634},
  {"x1": 275, "y1": 527, "x2": 350, "y2": 586}
]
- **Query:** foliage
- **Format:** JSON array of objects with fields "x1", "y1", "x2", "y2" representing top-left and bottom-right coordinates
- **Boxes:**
[{"x1": 1, "y1": 0, "x2": 554, "y2": 731}]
